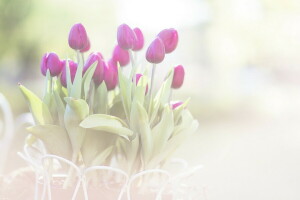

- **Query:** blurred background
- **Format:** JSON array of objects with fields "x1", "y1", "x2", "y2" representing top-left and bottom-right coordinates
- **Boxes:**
[{"x1": 1, "y1": 0, "x2": 300, "y2": 199}]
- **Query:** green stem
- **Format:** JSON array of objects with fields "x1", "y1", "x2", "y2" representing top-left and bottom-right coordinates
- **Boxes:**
[
  {"x1": 81, "y1": 52, "x2": 85, "y2": 64},
  {"x1": 129, "y1": 50, "x2": 136, "y2": 81},
  {"x1": 149, "y1": 64, "x2": 156, "y2": 99}
]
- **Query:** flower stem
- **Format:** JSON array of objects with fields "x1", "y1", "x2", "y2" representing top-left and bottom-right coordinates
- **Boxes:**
[
  {"x1": 149, "y1": 64, "x2": 156, "y2": 99},
  {"x1": 76, "y1": 50, "x2": 80, "y2": 65},
  {"x1": 129, "y1": 50, "x2": 136, "y2": 81},
  {"x1": 81, "y1": 52, "x2": 85, "y2": 64}
]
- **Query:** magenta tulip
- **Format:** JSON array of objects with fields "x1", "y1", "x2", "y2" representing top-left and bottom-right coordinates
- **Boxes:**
[
  {"x1": 132, "y1": 27, "x2": 144, "y2": 51},
  {"x1": 117, "y1": 24, "x2": 136, "y2": 50},
  {"x1": 172, "y1": 65, "x2": 185, "y2": 89},
  {"x1": 40, "y1": 52, "x2": 63, "y2": 77},
  {"x1": 60, "y1": 60, "x2": 78, "y2": 87},
  {"x1": 83, "y1": 52, "x2": 106, "y2": 86},
  {"x1": 171, "y1": 101, "x2": 183, "y2": 110},
  {"x1": 104, "y1": 59, "x2": 118, "y2": 90},
  {"x1": 68, "y1": 23, "x2": 89, "y2": 50},
  {"x1": 80, "y1": 37, "x2": 91, "y2": 53},
  {"x1": 157, "y1": 29, "x2": 178, "y2": 53},
  {"x1": 112, "y1": 45, "x2": 130, "y2": 67},
  {"x1": 146, "y1": 37, "x2": 165, "y2": 64}
]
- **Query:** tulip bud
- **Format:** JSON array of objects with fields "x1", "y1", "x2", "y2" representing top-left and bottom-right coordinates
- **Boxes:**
[
  {"x1": 40, "y1": 53, "x2": 48, "y2": 76},
  {"x1": 80, "y1": 37, "x2": 91, "y2": 53},
  {"x1": 171, "y1": 101, "x2": 183, "y2": 110},
  {"x1": 133, "y1": 73, "x2": 148, "y2": 94},
  {"x1": 60, "y1": 60, "x2": 78, "y2": 87},
  {"x1": 132, "y1": 27, "x2": 144, "y2": 51},
  {"x1": 146, "y1": 37, "x2": 165, "y2": 64},
  {"x1": 40, "y1": 52, "x2": 63, "y2": 77},
  {"x1": 172, "y1": 65, "x2": 185, "y2": 89},
  {"x1": 117, "y1": 24, "x2": 136, "y2": 50},
  {"x1": 157, "y1": 28, "x2": 178, "y2": 53},
  {"x1": 112, "y1": 45, "x2": 130, "y2": 67},
  {"x1": 105, "y1": 59, "x2": 118, "y2": 90},
  {"x1": 83, "y1": 52, "x2": 106, "y2": 86},
  {"x1": 68, "y1": 23, "x2": 89, "y2": 50}
]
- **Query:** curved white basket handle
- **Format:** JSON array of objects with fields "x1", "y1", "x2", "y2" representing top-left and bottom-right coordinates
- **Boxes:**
[
  {"x1": 0, "y1": 93, "x2": 14, "y2": 174},
  {"x1": 157, "y1": 165, "x2": 204, "y2": 199},
  {"x1": 41, "y1": 154, "x2": 82, "y2": 200},
  {"x1": 84, "y1": 166, "x2": 129, "y2": 200},
  {"x1": 127, "y1": 169, "x2": 171, "y2": 200}
]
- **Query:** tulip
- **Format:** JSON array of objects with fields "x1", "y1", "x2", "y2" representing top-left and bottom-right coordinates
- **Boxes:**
[
  {"x1": 112, "y1": 45, "x2": 130, "y2": 67},
  {"x1": 171, "y1": 101, "x2": 183, "y2": 110},
  {"x1": 80, "y1": 37, "x2": 91, "y2": 53},
  {"x1": 157, "y1": 28, "x2": 178, "y2": 53},
  {"x1": 68, "y1": 23, "x2": 89, "y2": 50},
  {"x1": 133, "y1": 73, "x2": 148, "y2": 94},
  {"x1": 132, "y1": 27, "x2": 144, "y2": 51},
  {"x1": 40, "y1": 52, "x2": 63, "y2": 77},
  {"x1": 117, "y1": 24, "x2": 136, "y2": 50},
  {"x1": 83, "y1": 52, "x2": 106, "y2": 86},
  {"x1": 60, "y1": 60, "x2": 78, "y2": 87},
  {"x1": 41, "y1": 54, "x2": 49, "y2": 76},
  {"x1": 104, "y1": 59, "x2": 118, "y2": 90},
  {"x1": 172, "y1": 65, "x2": 185, "y2": 89},
  {"x1": 146, "y1": 37, "x2": 165, "y2": 64}
]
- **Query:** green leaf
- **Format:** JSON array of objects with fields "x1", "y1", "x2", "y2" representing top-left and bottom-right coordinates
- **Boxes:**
[
  {"x1": 94, "y1": 82, "x2": 108, "y2": 114},
  {"x1": 19, "y1": 84, "x2": 53, "y2": 125},
  {"x1": 65, "y1": 59, "x2": 72, "y2": 95},
  {"x1": 64, "y1": 97, "x2": 89, "y2": 156},
  {"x1": 118, "y1": 66, "x2": 132, "y2": 122},
  {"x1": 80, "y1": 114, "x2": 133, "y2": 138},
  {"x1": 173, "y1": 98, "x2": 190, "y2": 124},
  {"x1": 53, "y1": 81, "x2": 66, "y2": 126},
  {"x1": 43, "y1": 70, "x2": 52, "y2": 106},
  {"x1": 152, "y1": 106, "x2": 174, "y2": 156},
  {"x1": 149, "y1": 116, "x2": 199, "y2": 168},
  {"x1": 130, "y1": 101, "x2": 153, "y2": 165},
  {"x1": 91, "y1": 146, "x2": 114, "y2": 166},
  {"x1": 70, "y1": 56, "x2": 83, "y2": 99},
  {"x1": 133, "y1": 75, "x2": 148, "y2": 105},
  {"x1": 149, "y1": 70, "x2": 174, "y2": 125},
  {"x1": 82, "y1": 62, "x2": 97, "y2": 100},
  {"x1": 82, "y1": 130, "x2": 117, "y2": 166},
  {"x1": 26, "y1": 125, "x2": 72, "y2": 159}
]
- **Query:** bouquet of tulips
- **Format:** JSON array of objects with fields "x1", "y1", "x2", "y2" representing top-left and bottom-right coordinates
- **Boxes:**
[{"x1": 19, "y1": 23, "x2": 199, "y2": 177}]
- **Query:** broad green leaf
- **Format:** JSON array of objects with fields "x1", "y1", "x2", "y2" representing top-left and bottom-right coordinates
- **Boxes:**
[
  {"x1": 148, "y1": 116, "x2": 199, "y2": 168},
  {"x1": 65, "y1": 59, "x2": 72, "y2": 95},
  {"x1": 43, "y1": 70, "x2": 52, "y2": 106},
  {"x1": 94, "y1": 82, "x2": 108, "y2": 114},
  {"x1": 133, "y1": 75, "x2": 148, "y2": 105},
  {"x1": 53, "y1": 81, "x2": 66, "y2": 126},
  {"x1": 82, "y1": 130, "x2": 117, "y2": 166},
  {"x1": 80, "y1": 114, "x2": 133, "y2": 138},
  {"x1": 91, "y1": 146, "x2": 114, "y2": 166},
  {"x1": 118, "y1": 66, "x2": 132, "y2": 121},
  {"x1": 82, "y1": 62, "x2": 97, "y2": 100},
  {"x1": 149, "y1": 70, "x2": 174, "y2": 125},
  {"x1": 64, "y1": 97, "x2": 89, "y2": 156},
  {"x1": 109, "y1": 100, "x2": 127, "y2": 121},
  {"x1": 71, "y1": 57, "x2": 83, "y2": 99},
  {"x1": 130, "y1": 101, "x2": 153, "y2": 165},
  {"x1": 26, "y1": 125, "x2": 72, "y2": 159},
  {"x1": 173, "y1": 109, "x2": 197, "y2": 136},
  {"x1": 19, "y1": 85, "x2": 53, "y2": 125},
  {"x1": 152, "y1": 106, "x2": 174, "y2": 156}
]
